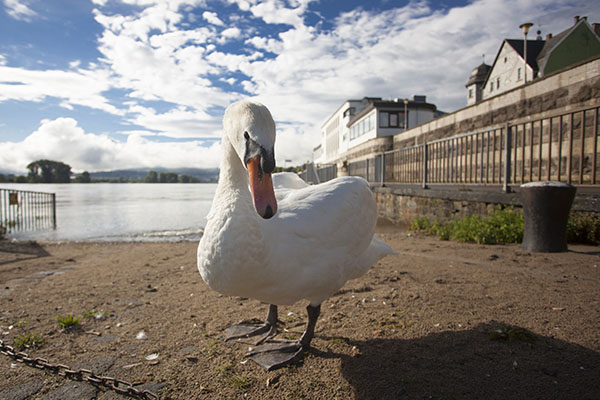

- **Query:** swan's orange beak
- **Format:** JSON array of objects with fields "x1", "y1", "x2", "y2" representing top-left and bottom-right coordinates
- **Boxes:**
[{"x1": 247, "y1": 156, "x2": 277, "y2": 219}]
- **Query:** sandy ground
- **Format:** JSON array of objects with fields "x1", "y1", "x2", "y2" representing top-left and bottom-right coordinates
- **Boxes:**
[{"x1": 0, "y1": 222, "x2": 599, "y2": 400}]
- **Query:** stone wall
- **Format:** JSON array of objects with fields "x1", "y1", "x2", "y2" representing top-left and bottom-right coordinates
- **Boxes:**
[
  {"x1": 394, "y1": 56, "x2": 600, "y2": 148},
  {"x1": 373, "y1": 185, "x2": 599, "y2": 225}
]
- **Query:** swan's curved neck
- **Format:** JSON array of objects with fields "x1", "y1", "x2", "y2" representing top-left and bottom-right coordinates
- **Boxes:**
[{"x1": 217, "y1": 136, "x2": 251, "y2": 200}]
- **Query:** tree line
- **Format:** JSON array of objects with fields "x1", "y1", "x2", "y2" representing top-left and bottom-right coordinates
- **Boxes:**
[{"x1": 0, "y1": 160, "x2": 207, "y2": 184}]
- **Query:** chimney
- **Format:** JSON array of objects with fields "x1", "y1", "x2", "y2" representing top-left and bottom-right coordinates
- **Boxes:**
[
  {"x1": 574, "y1": 15, "x2": 580, "y2": 25},
  {"x1": 546, "y1": 33, "x2": 553, "y2": 40},
  {"x1": 593, "y1": 23, "x2": 600, "y2": 38}
]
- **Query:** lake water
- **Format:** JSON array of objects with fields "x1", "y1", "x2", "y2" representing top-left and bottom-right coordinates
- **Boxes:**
[{"x1": 2, "y1": 183, "x2": 217, "y2": 242}]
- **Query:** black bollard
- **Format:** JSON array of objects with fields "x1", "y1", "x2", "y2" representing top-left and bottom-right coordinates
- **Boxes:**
[{"x1": 520, "y1": 182, "x2": 576, "y2": 252}]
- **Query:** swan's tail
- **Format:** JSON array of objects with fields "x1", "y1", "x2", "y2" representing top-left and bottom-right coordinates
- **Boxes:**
[{"x1": 348, "y1": 235, "x2": 397, "y2": 280}]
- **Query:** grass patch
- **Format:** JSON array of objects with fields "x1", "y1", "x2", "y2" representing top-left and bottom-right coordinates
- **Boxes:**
[
  {"x1": 410, "y1": 207, "x2": 524, "y2": 244},
  {"x1": 56, "y1": 314, "x2": 81, "y2": 330},
  {"x1": 14, "y1": 332, "x2": 45, "y2": 350}
]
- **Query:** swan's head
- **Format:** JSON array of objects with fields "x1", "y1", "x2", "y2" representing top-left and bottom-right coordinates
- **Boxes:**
[{"x1": 224, "y1": 100, "x2": 278, "y2": 219}]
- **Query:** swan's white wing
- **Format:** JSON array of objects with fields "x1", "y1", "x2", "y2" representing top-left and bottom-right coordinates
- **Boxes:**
[
  {"x1": 272, "y1": 172, "x2": 309, "y2": 190},
  {"x1": 259, "y1": 176, "x2": 383, "y2": 305}
]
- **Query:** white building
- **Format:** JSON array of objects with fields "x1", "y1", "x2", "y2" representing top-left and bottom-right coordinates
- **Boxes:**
[
  {"x1": 315, "y1": 96, "x2": 439, "y2": 164},
  {"x1": 481, "y1": 39, "x2": 546, "y2": 101}
]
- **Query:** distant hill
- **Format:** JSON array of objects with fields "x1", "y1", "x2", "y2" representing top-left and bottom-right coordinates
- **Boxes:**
[{"x1": 87, "y1": 168, "x2": 219, "y2": 182}]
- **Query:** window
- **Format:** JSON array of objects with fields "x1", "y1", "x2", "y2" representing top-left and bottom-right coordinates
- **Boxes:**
[
  {"x1": 379, "y1": 112, "x2": 389, "y2": 128},
  {"x1": 469, "y1": 88, "x2": 473, "y2": 98},
  {"x1": 518, "y1": 68, "x2": 521, "y2": 80},
  {"x1": 504, "y1": 57, "x2": 507, "y2": 63},
  {"x1": 490, "y1": 81, "x2": 494, "y2": 92},
  {"x1": 379, "y1": 111, "x2": 405, "y2": 128},
  {"x1": 496, "y1": 78, "x2": 500, "y2": 89}
]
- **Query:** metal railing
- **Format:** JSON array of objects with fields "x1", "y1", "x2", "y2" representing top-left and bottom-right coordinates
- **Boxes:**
[
  {"x1": 300, "y1": 163, "x2": 337, "y2": 184},
  {"x1": 0, "y1": 188, "x2": 56, "y2": 234},
  {"x1": 348, "y1": 104, "x2": 600, "y2": 190}
]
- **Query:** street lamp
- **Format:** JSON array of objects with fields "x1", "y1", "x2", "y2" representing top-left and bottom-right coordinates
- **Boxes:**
[
  {"x1": 519, "y1": 22, "x2": 534, "y2": 84},
  {"x1": 403, "y1": 98, "x2": 409, "y2": 130}
]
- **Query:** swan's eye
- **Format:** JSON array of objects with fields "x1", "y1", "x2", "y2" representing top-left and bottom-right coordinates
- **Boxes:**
[{"x1": 244, "y1": 131, "x2": 249, "y2": 140}]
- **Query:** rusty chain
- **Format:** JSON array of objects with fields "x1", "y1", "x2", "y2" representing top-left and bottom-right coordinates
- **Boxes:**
[{"x1": 0, "y1": 339, "x2": 159, "y2": 399}]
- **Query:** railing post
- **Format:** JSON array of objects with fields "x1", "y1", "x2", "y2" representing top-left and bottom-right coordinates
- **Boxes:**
[
  {"x1": 52, "y1": 193, "x2": 57, "y2": 229},
  {"x1": 422, "y1": 142, "x2": 429, "y2": 189},
  {"x1": 503, "y1": 123, "x2": 512, "y2": 193},
  {"x1": 380, "y1": 153, "x2": 385, "y2": 186}
]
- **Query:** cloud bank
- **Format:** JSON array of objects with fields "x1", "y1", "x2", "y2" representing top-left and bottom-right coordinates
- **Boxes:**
[{"x1": 1, "y1": 0, "x2": 598, "y2": 173}]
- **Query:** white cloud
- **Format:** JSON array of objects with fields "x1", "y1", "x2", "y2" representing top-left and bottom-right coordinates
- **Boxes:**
[
  {"x1": 221, "y1": 27, "x2": 241, "y2": 40},
  {"x1": 125, "y1": 104, "x2": 222, "y2": 138},
  {"x1": 202, "y1": 10, "x2": 224, "y2": 26},
  {"x1": 0, "y1": 118, "x2": 222, "y2": 173},
  {"x1": 247, "y1": 0, "x2": 313, "y2": 28},
  {"x1": 0, "y1": 65, "x2": 121, "y2": 114},
  {"x1": 3, "y1": 0, "x2": 36, "y2": 21}
]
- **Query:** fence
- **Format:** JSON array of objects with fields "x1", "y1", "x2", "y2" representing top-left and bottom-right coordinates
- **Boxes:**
[
  {"x1": 346, "y1": 104, "x2": 600, "y2": 191},
  {"x1": 0, "y1": 188, "x2": 56, "y2": 234}
]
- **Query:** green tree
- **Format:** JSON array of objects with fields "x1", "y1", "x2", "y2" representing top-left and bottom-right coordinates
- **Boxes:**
[
  {"x1": 159, "y1": 172, "x2": 178, "y2": 183},
  {"x1": 27, "y1": 160, "x2": 72, "y2": 183},
  {"x1": 77, "y1": 171, "x2": 91, "y2": 183},
  {"x1": 145, "y1": 170, "x2": 158, "y2": 183},
  {"x1": 179, "y1": 174, "x2": 198, "y2": 183}
]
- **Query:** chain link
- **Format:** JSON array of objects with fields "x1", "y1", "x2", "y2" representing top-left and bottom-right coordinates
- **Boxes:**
[{"x1": 0, "y1": 339, "x2": 159, "y2": 399}]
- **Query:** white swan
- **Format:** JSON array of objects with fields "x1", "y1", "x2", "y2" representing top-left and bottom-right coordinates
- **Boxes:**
[{"x1": 197, "y1": 100, "x2": 396, "y2": 370}]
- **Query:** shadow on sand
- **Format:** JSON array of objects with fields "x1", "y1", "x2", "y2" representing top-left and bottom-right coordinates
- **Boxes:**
[
  {"x1": 0, "y1": 240, "x2": 50, "y2": 266},
  {"x1": 331, "y1": 321, "x2": 599, "y2": 399}
]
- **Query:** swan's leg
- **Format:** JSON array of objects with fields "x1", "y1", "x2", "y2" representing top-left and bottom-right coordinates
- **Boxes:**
[
  {"x1": 246, "y1": 304, "x2": 321, "y2": 371},
  {"x1": 224, "y1": 304, "x2": 278, "y2": 345}
]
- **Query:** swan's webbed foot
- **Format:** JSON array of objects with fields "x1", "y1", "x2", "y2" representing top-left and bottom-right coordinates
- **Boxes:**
[
  {"x1": 246, "y1": 340, "x2": 303, "y2": 370},
  {"x1": 246, "y1": 304, "x2": 321, "y2": 371},
  {"x1": 224, "y1": 304, "x2": 278, "y2": 345}
]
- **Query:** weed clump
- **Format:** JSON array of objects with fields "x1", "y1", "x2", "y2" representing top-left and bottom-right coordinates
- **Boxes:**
[
  {"x1": 489, "y1": 324, "x2": 536, "y2": 343},
  {"x1": 56, "y1": 314, "x2": 81, "y2": 330},
  {"x1": 14, "y1": 332, "x2": 45, "y2": 350}
]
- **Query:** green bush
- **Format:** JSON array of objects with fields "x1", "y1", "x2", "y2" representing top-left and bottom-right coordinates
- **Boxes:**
[
  {"x1": 410, "y1": 207, "x2": 524, "y2": 245},
  {"x1": 567, "y1": 212, "x2": 600, "y2": 245},
  {"x1": 411, "y1": 209, "x2": 600, "y2": 245}
]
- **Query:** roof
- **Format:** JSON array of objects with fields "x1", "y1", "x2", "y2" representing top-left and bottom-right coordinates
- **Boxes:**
[
  {"x1": 465, "y1": 63, "x2": 491, "y2": 87},
  {"x1": 505, "y1": 39, "x2": 546, "y2": 71},
  {"x1": 537, "y1": 18, "x2": 600, "y2": 75}
]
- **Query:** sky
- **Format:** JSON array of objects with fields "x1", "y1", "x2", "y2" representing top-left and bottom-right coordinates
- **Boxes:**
[{"x1": 0, "y1": 0, "x2": 598, "y2": 174}]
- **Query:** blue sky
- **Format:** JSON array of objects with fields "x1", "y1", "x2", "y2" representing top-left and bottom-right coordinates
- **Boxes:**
[{"x1": 0, "y1": 0, "x2": 598, "y2": 173}]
